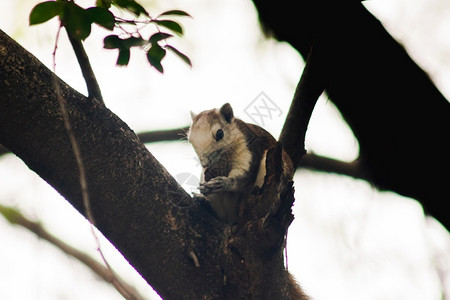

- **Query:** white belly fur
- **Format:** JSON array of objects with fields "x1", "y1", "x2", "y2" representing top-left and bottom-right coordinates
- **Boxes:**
[{"x1": 254, "y1": 150, "x2": 267, "y2": 188}]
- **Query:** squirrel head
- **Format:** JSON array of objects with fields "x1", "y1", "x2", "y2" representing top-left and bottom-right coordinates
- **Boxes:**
[{"x1": 188, "y1": 103, "x2": 240, "y2": 167}]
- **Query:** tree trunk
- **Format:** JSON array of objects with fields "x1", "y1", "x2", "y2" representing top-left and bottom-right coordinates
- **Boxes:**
[
  {"x1": 253, "y1": 1, "x2": 450, "y2": 229},
  {"x1": 0, "y1": 30, "x2": 304, "y2": 299}
]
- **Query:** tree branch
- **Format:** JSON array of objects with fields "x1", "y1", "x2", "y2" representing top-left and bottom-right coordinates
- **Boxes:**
[
  {"x1": 2, "y1": 128, "x2": 373, "y2": 185},
  {"x1": 0, "y1": 127, "x2": 189, "y2": 157},
  {"x1": 2, "y1": 127, "x2": 372, "y2": 185},
  {"x1": 67, "y1": 32, "x2": 104, "y2": 103},
  {"x1": 253, "y1": 0, "x2": 450, "y2": 229},
  {"x1": 53, "y1": 30, "x2": 131, "y2": 298},
  {"x1": 0, "y1": 29, "x2": 224, "y2": 298},
  {"x1": 298, "y1": 153, "x2": 371, "y2": 181},
  {"x1": 0, "y1": 29, "x2": 308, "y2": 298},
  {"x1": 279, "y1": 40, "x2": 328, "y2": 167},
  {"x1": 137, "y1": 127, "x2": 189, "y2": 143},
  {"x1": 223, "y1": 143, "x2": 308, "y2": 299},
  {"x1": 0, "y1": 204, "x2": 146, "y2": 300}
]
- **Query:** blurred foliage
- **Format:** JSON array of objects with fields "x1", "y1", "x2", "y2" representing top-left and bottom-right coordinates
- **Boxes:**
[
  {"x1": 0, "y1": 204, "x2": 22, "y2": 225},
  {"x1": 29, "y1": 0, "x2": 191, "y2": 72}
]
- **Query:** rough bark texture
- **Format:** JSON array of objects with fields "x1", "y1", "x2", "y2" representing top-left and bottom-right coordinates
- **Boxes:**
[
  {"x1": 279, "y1": 39, "x2": 328, "y2": 167},
  {"x1": 253, "y1": 1, "x2": 450, "y2": 229},
  {"x1": 0, "y1": 29, "x2": 225, "y2": 299},
  {"x1": 220, "y1": 144, "x2": 307, "y2": 299},
  {"x1": 0, "y1": 30, "x2": 303, "y2": 298}
]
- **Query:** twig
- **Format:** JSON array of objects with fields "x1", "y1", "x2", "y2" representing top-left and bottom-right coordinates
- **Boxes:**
[
  {"x1": 0, "y1": 127, "x2": 189, "y2": 157},
  {"x1": 299, "y1": 153, "x2": 371, "y2": 181},
  {"x1": 0, "y1": 205, "x2": 147, "y2": 300},
  {"x1": 2, "y1": 128, "x2": 372, "y2": 183},
  {"x1": 279, "y1": 40, "x2": 329, "y2": 167},
  {"x1": 2, "y1": 127, "x2": 372, "y2": 184},
  {"x1": 52, "y1": 25, "x2": 135, "y2": 299},
  {"x1": 67, "y1": 31, "x2": 104, "y2": 103},
  {"x1": 137, "y1": 126, "x2": 189, "y2": 143}
]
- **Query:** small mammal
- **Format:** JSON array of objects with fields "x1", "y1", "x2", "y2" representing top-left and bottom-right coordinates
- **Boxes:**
[{"x1": 188, "y1": 103, "x2": 294, "y2": 223}]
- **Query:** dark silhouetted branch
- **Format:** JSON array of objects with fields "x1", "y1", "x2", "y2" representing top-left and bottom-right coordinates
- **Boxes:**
[
  {"x1": 298, "y1": 153, "x2": 371, "y2": 181},
  {"x1": 137, "y1": 127, "x2": 189, "y2": 143},
  {"x1": 279, "y1": 40, "x2": 329, "y2": 167},
  {"x1": 253, "y1": 0, "x2": 450, "y2": 229},
  {"x1": 67, "y1": 32, "x2": 103, "y2": 103}
]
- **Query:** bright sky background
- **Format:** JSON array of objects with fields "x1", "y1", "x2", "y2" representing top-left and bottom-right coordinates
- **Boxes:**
[{"x1": 0, "y1": 0, "x2": 449, "y2": 299}]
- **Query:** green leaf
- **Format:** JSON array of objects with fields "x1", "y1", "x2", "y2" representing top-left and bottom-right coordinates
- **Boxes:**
[
  {"x1": 86, "y1": 7, "x2": 115, "y2": 31},
  {"x1": 113, "y1": 0, "x2": 149, "y2": 16},
  {"x1": 147, "y1": 44, "x2": 166, "y2": 73},
  {"x1": 122, "y1": 36, "x2": 146, "y2": 48},
  {"x1": 153, "y1": 20, "x2": 183, "y2": 36},
  {"x1": 103, "y1": 35, "x2": 146, "y2": 50},
  {"x1": 0, "y1": 204, "x2": 21, "y2": 224},
  {"x1": 165, "y1": 45, "x2": 192, "y2": 67},
  {"x1": 157, "y1": 10, "x2": 191, "y2": 18},
  {"x1": 29, "y1": 1, "x2": 64, "y2": 25},
  {"x1": 149, "y1": 32, "x2": 173, "y2": 44},
  {"x1": 117, "y1": 48, "x2": 130, "y2": 66},
  {"x1": 103, "y1": 35, "x2": 122, "y2": 49},
  {"x1": 61, "y1": 2, "x2": 92, "y2": 40},
  {"x1": 96, "y1": 0, "x2": 112, "y2": 9}
]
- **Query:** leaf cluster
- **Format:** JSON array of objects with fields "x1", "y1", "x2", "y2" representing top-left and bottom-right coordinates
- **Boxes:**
[{"x1": 30, "y1": 0, "x2": 191, "y2": 73}]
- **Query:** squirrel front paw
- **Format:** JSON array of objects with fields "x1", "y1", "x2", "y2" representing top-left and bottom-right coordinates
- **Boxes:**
[{"x1": 199, "y1": 176, "x2": 229, "y2": 195}]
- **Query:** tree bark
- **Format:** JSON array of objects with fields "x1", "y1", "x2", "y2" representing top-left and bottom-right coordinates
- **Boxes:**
[
  {"x1": 279, "y1": 39, "x2": 328, "y2": 167},
  {"x1": 0, "y1": 28, "x2": 224, "y2": 299},
  {"x1": 0, "y1": 29, "x2": 303, "y2": 298},
  {"x1": 253, "y1": 1, "x2": 450, "y2": 229}
]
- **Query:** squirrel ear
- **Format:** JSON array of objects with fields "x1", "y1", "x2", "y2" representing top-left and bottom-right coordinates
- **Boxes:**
[
  {"x1": 190, "y1": 111, "x2": 198, "y2": 121},
  {"x1": 220, "y1": 103, "x2": 234, "y2": 123}
]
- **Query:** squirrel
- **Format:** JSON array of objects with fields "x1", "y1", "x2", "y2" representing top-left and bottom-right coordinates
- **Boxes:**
[
  {"x1": 188, "y1": 103, "x2": 308, "y2": 299},
  {"x1": 188, "y1": 103, "x2": 294, "y2": 223}
]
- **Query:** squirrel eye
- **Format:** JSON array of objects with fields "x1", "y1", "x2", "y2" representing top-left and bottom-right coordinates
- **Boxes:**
[{"x1": 215, "y1": 129, "x2": 224, "y2": 141}]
